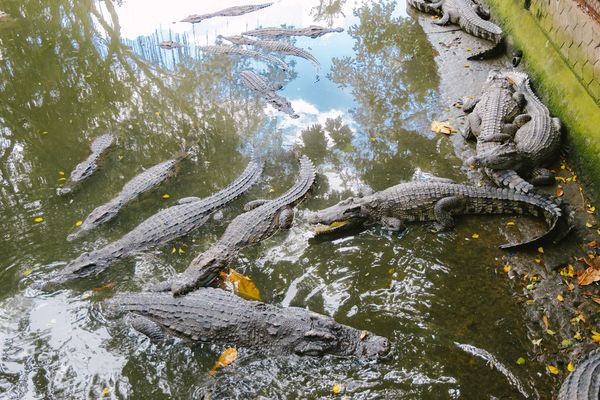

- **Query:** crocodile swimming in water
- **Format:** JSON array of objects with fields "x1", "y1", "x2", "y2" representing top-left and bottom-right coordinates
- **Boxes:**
[
  {"x1": 307, "y1": 179, "x2": 568, "y2": 249},
  {"x1": 242, "y1": 25, "x2": 344, "y2": 39},
  {"x1": 480, "y1": 71, "x2": 562, "y2": 192},
  {"x1": 240, "y1": 70, "x2": 299, "y2": 118},
  {"x1": 462, "y1": 70, "x2": 533, "y2": 192},
  {"x1": 220, "y1": 35, "x2": 320, "y2": 71},
  {"x1": 150, "y1": 155, "x2": 315, "y2": 296},
  {"x1": 57, "y1": 134, "x2": 115, "y2": 196},
  {"x1": 105, "y1": 288, "x2": 390, "y2": 359},
  {"x1": 407, "y1": 0, "x2": 503, "y2": 60},
  {"x1": 198, "y1": 45, "x2": 289, "y2": 71},
  {"x1": 67, "y1": 154, "x2": 188, "y2": 241},
  {"x1": 40, "y1": 159, "x2": 263, "y2": 288},
  {"x1": 181, "y1": 3, "x2": 272, "y2": 24},
  {"x1": 558, "y1": 347, "x2": 600, "y2": 399}
]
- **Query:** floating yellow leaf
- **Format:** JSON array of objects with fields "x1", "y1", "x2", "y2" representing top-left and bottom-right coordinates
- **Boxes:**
[
  {"x1": 178, "y1": 248, "x2": 185, "y2": 254},
  {"x1": 102, "y1": 388, "x2": 110, "y2": 396},
  {"x1": 171, "y1": 247, "x2": 176, "y2": 254},
  {"x1": 155, "y1": 111, "x2": 160, "y2": 117},
  {"x1": 532, "y1": 338, "x2": 542, "y2": 346},
  {"x1": 537, "y1": 247, "x2": 544, "y2": 254},
  {"x1": 560, "y1": 265, "x2": 575, "y2": 277},
  {"x1": 162, "y1": 194, "x2": 170, "y2": 199},
  {"x1": 503, "y1": 265, "x2": 511, "y2": 273},
  {"x1": 534, "y1": 258, "x2": 542, "y2": 264},
  {"x1": 587, "y1": 206, "x2": 596, "y2": 213},
  {"x1": 370, "y1": 137, "x2": 376, "y2": 142},
  {"x1": 547, "y1": 365, "x2": 559, "y2": 375},
  {"x1": 219, "y1": 269, "x2": 261, "y2": 301},
  {"x1": 57, "y1": 177, "x2": 66, "y2": 181},
  {"x1": 58, "y1": 171, "x2": 65, "y2": 176},
  {"x1": 526, "y1": 283, "x2": 535, "y2": 290},
  {"x1": 332, "y1": 383, "x2": 342, "y2": 395},
  {"x1": 567, "y1": 362, "x2": 575, "y2": 372},
  {"x1": 591, "y1": 330, "x2": 600, "y2": 343},
  {"x1": 471, "y1": 233, "x2": 479, "y2": 239},
  {"x1": 561, "y1": 339, "x2": 572, "y2": 347},
  {"x1": 209, "y1": 347, "x2": 238, "y2": 376},
  {"x1": 75, "y1": 220, "x2": 83, "y2": 227},
  {"x1": 506, "y1": 221, "x2": 515, "y2": 226},
  {"x1": 557, "y1": 294, "x2": 564, "y2": 302},
  {"x1": 92, "y1": 282, "x2": 116, "y2": 292},
  {"x1": 360, "y1": 330, "x2": 369, "y2": 340},
  {"x1": 546, "y1": 329, "x2": 555, "y2": 336},
  {"x1": 586, "y1": 222, "x2": 594, "y2": 228},
  {"x1": 34, "y1": 217, "x2": 44, "y2": 223},
  {"x1": 466, "y1": 47, "x2": 472, "y2": 52},
  {"x1": 431, "y1": 120, "x2": 454, "y2": 135},
  {"x1": 516, "y1": 357, "x2": 525, "y2": 365},
  {"x1": 464, "y1": 64, "x2": 470, "y2": 68},
  {"x1": 570, "y1": 314, "x2": 585, "y2": 324},
  {"x1": 22, "y1": 268, "x2": 33, "y2": 277}
]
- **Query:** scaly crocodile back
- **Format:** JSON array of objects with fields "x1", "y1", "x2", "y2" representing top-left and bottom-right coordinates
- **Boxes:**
[
  {"x1": 251, "y1": 40, "x2": 320, "y2": 69},
  {"x1": 198, "y1": 45, "x2": 289, "y2": 71},
  {"x1": 503, "y1": 71, "x2": 562, "y2": 166},
  {"x1": 446, "y1": 0, "x2": 502, "y2": 43},
  {"x1": 242, "y1": 25, "x2": 344, "y2": 39},
  {"x1": 558, "y1": 347, "x2": 600, "y2": 400},
  {"x1": 407, "y1": 0, "x2": 443, "y2": 15}
]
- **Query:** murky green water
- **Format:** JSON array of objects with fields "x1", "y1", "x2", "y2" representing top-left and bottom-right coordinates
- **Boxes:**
[{"x1": 0, "y1": 0, "x2": 558, "y2": 398}]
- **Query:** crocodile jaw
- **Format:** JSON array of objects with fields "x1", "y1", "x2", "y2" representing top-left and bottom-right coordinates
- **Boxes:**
[{"x1": 307, "y1": 199, "x2": 367, "y2": 235}]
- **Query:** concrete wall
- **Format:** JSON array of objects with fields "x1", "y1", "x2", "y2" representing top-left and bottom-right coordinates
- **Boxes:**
[{"x1": 528, "y1": 0, "x2": 600, "y2": 104}]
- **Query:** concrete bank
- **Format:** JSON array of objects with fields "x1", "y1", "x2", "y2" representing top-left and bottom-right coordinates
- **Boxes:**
[{"x1": 485, "y1": 0, "x2": 600, "y2": 203}]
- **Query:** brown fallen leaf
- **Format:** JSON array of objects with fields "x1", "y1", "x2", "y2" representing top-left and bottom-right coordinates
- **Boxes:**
[
  {"x1": 431, "y1": 120, "x2": 453, "y2": 135},
  {"x1": 577, "y1": 266, "x2": 600, "y2": 286},
  {"x1": 588, "y1": 240, "x2": 598, "y2": 249},
  {"x1": 209, "y1": 347, "x2": 238, "y2": 376},
  {"x1": 556, "y1": 187, "x2": 564, "y2": 197},
  {"x1": 92, "y1": 282, "x2": 116, "y2": 292},
  {"x1": 542, "y1": 314, "x2": 549, "y2": 330},
  {"x1": 219, "y1": 269, "x2": 261, "y2": 301}
]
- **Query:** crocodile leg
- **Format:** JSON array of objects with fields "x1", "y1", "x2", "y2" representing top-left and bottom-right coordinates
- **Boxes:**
[
  {"x1": 433, "y1": 196, "x2": 467, "y2": 231},
  {"x1": 462, "y1": 113, "x2": 481, "y2": 140},
  {"x1": 380, "y1": 216, "x2": 404, "y2": 231},
  {"x1": 243, "y1": 199, "x2": 270, "y2": 211},
  {"x1": 277, "y1": 207, "x2": 295, "y2": 229},
  {"x1": 462, "y1": 98, "x2": 480, "y2": 113},
  {"x1": 529, "y1": 168, "x2": 555, "y2": 186},
  {"x1": 128, "y1": 314, "x2": 166, "y2": 341},
  {"x1": 432, "y1": 11, "x2": 450, "y2": 25},
  {"x1": 473, "y1": 3, "x2": 490, "y2": 20},
  {"x1": 146, "y1": 278, "x2": 175, "y2": 292},
  {"x1": 552, "y1": 117, "x2": 562, "y2": 132}
]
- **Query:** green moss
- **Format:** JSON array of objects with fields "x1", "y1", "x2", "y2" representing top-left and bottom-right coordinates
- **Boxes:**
[{"x1": 487, "y1": 0, "x2": 600, "y2": 203}]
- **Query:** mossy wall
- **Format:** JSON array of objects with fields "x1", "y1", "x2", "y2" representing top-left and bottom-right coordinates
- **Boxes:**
[{"x1": 486, "y1": 0, "x2": 600, "y2": 203}]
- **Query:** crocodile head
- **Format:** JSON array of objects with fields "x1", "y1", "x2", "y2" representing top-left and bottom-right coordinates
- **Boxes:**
[
  {"x1": 307, "y1": 196, "x2": 375, "y2": 235},
  {"x1": 67, "y1": 200, "x2": 120, "y2": 241},
  {"x1": 293, "y1": 313, "x2": 390, "y2": 359},
  {"x1": 38, "y1": 251, "x2": 109, "y2": 290},
  {"x1": 468, "y1": 143, "x2": 524, "y2": 170}
]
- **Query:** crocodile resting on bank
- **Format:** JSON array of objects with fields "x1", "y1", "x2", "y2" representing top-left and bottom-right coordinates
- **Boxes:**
[
  {"x1": 462, "y1": 70, "x2": 533, "y2": 192},
  {"x1": 407, "y1": 0, "x2": 502, "y2": 60},
  {"x1": 307, "y1": 179, "x2": 568, "y2": 249},
  {"x1": 39, "y1": 160, "x2": 263, "y2": 289},
  {"x1": 150, "y1": 155, "x2": 316, "y2": 296},
  {"x1": 105, "y1": 288, "x2": 390, "y2": 359},
  {"x1": 67, "y1": 153, "x2": 187, "y2": 241},
  {"x1": 57, "y1": 133, "x2": 115, "y2": 196},
  {"x1": 559, "y1": 347, "x2": 600, "y2": 399},
  {"x1": 480, "y1": 71, "x2": 562, "y2": 191}
]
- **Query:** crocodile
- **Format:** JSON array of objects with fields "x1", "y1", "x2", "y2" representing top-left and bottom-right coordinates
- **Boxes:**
[
  {"x1": 307, "y1": 180, "x2": 568, "y2": 249},
  {"x1": 220, "y1": 35, "x2": 320, "y2": 70},
  {"x1": 462, "y1": 70, "x2": 533, "y2": 192},
  {"x1": 407, "y1": 0, "x2": 503, "y2": 60},
  {"x1": 242, "y1": 25, "x2": 344, "y2": 39},
  {"x1": 181, "y1": 3, "x2": 273, "y2": 24},
  {"x1": 240, "y1": 70, "x2": 299, "y2": 118},
  {"x1": 482, "y1": 71, "x2": 562, "y2": 191},
  {"x1": 67, "y1": 154, "x2": 187, "y2": 241},
  {"x1": 198, "y1": 45, "x2": 289, "y2": 71},
  {"x1": 57, "y1": 134, "x2": 115, "y2": 196},
  {"x1": 158, "y1": 41, "x2": 183, "y2": 50},
  {"x1": 39, "y1": 159, "x2": 263, "y2": 288},
  {"x1": 105, "y1": 288, "x2": 390, "y2": 359},
  {"x1": 150, "y1": 155, "x2": 316, "y2": 296},
  {"x1": 558, "y1": 347, "x2": 600, "y2": 400}
]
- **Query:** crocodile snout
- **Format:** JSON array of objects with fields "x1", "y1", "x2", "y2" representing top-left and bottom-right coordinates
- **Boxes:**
[{"x1": 357, "y1": 334, "x2": 391, "y2": 360}]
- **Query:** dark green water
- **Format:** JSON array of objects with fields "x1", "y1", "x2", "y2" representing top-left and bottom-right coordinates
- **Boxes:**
[{"x1": 0, "y1": 0, "x2": 555, "y2": 398}]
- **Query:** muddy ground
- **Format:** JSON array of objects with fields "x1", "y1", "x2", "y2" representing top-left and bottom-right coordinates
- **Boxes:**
[{"x1": 410, "y1": 5, "x2": 600, "y2": 395}]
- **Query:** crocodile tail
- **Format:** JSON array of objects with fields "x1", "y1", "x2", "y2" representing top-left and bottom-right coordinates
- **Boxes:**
[
  {"x1": 467, "y1": 39, "x2": 504, "y2": 60},
  {"x1": 486, "y1": 168, "x2": 534, "y2": 193},
  {"x1": 407, "y1": 0, "x2": 442, "y2": 15},
  {"x1": 499, "y1": 193, "x2": 567, "y2": 250}
]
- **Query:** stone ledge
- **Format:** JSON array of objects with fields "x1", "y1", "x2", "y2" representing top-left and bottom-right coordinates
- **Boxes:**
[{"x1": 486, "y1": 0, "x2": 600, "y2": 203}]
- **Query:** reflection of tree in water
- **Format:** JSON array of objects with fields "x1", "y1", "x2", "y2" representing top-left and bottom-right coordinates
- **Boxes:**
[
  {"x1": 0, "y1": 0, "x2": 283, "y2": 270},
  {"x1": 328, "y1": 0, "x2": 438, "y2": 135},
  {"x1": 310, "y1": 0, "x2": 347, "y2": 26}
]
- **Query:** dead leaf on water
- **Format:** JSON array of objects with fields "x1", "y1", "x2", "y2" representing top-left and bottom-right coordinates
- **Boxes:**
[
  {"x1": 577, "y1": 266, "x2": 600, "y2": 286},
  {"x1": 209, "y1": 347, "x2": 238, "y2": 376},
  {"x1": 431, "y1": 120, "x2": 454, "y2": 135},
  {"x1": 556, "y1": 187, "x2": 564, "y2": 197},
  {"x1": 567, "y1": 362, "x2": 575, "y2": 372},
  {"x1": 219, "y1": 269, "x2": 261, "y2": 301},
  {"x1": 92, "y1": 282, "x2": 116, "y2": 292},
  {"x1": 332, "y1": 383, "x2": 342, "y2": 394},
  {"x1": 547, "y1": 365, "x2": 559, "y2": 375},
  {"x1": 471, "y1": 233, "x2": 479, "y2": 239},
  {"x1": 591, "y1": 330, "x2": 600, "y2": 343},
  {"x1": 75, "y1": 220, "x2": 83, "y2": 227},
  {"x1": 34, "y1": 217, "x2": 44, "y2": 223},
  {"x1": 542, "y1": 314, "x2": 549, "y2": 330}
]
